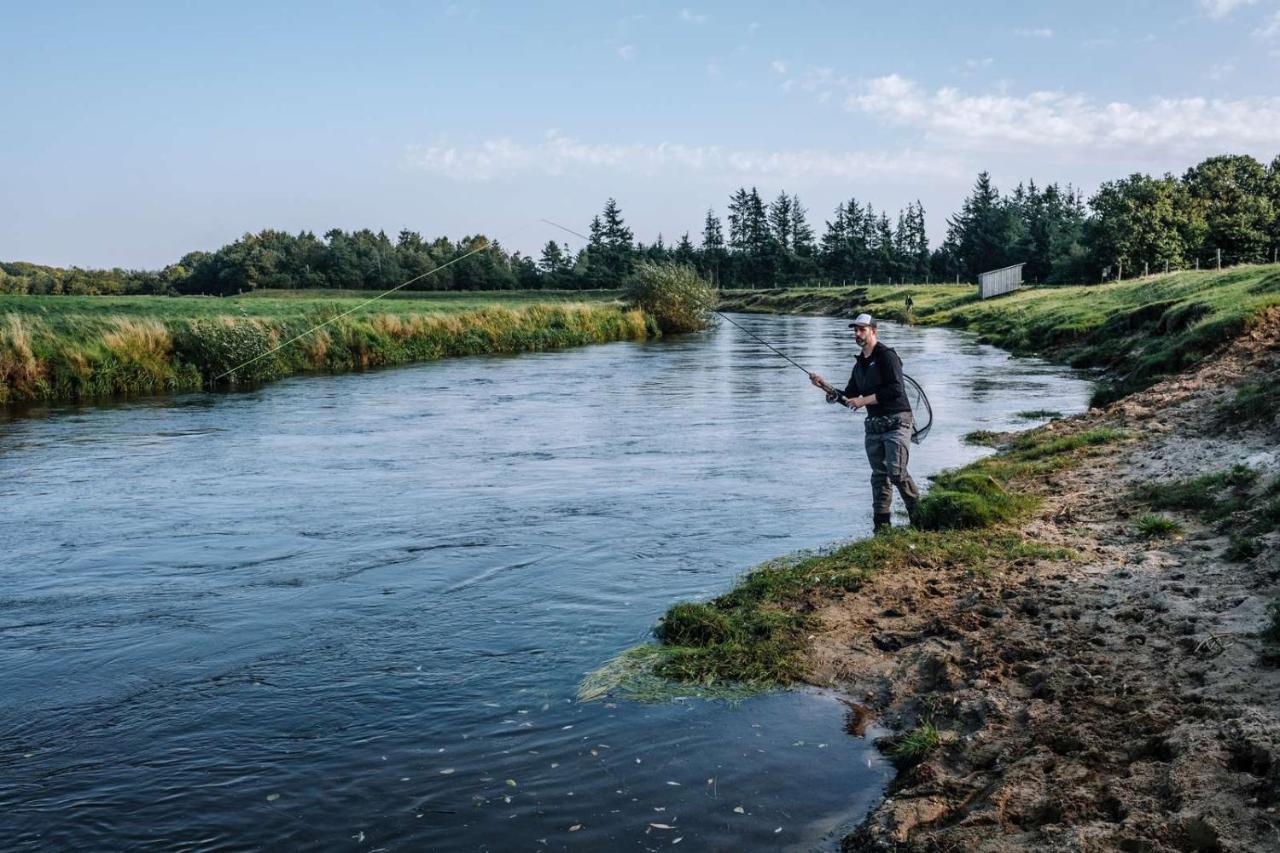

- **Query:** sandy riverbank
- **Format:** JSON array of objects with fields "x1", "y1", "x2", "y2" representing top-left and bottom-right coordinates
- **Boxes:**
[{"x1": 820, "y1": 313, "x2": 1280, "y2": 850}]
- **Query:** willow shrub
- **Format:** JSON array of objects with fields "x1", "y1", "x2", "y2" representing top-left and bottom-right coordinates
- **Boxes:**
[{"x1": 624, "y1": 262, "x2": 716, "y2": 334}]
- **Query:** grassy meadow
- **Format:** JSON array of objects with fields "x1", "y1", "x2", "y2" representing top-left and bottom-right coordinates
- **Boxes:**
[
  {"x1": 0, "y1": 289, "x2": 648, "y2": 405},
  {"x1": 722, "y1": 264, "x2": 1280, "y2": 404}
]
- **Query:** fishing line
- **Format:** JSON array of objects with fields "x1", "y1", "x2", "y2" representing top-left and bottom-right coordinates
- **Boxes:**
[
  {"x1": 213, "y1": 221, "x2": 540, "y2": 383},
  {"x1": 542, "y1": 218, "x2": 842, "y2": 394},
  {"x1": 542, "y1": 217, "x2": 933, "y2": 442}
]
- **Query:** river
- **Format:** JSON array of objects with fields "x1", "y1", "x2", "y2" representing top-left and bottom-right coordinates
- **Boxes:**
[{"x1": 0, "y1": 314, "x2": 1093, "y2": 851}]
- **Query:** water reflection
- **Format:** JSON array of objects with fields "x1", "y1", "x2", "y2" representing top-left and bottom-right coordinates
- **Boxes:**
[{"x1": 0, "y1": 314, "x2": 1091, "y2": 850}]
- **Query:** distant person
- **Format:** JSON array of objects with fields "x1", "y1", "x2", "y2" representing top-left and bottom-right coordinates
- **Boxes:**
[{"x1": 809, "y1": 313, "x2": 920, "y2": 533}]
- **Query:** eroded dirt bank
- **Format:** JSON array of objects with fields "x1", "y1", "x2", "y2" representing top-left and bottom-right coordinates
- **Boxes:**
[{"x1": 812, "y1": 319, "x2": 1280, "y2": 851}]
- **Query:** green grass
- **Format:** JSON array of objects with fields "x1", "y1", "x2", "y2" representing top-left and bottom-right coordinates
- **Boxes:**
[
  {"x1": 577, "y1": 422, "x2": 1102, "y2": 699},
  {"x1": 1225, "y1": 536, "x2": 1262, "y2": 562},
  {"x1": 0, "y1": 289, "x2": 624, "y2": 322},
  {"x1": 1222, "y1": 378, "x2": 1280, "y2": 426},
  {"x1": 0, "y1": 291, "x2": 651, "y2": 404},
  {"x1": 889, "y1": 720, "x2": 941, "y2": 765},
  {"x1": 1136, "y1": 514, "x2": 1184, "y2": 539},
  {"x1": 917, "y1": 427, "x2": 1124, "y2": 531},
  {"x1": 619, "y1": 531, "x2": 1070, "y2": 693},
  {"x1": 1264, "y1": 599, "x2": 1280, "y2": 644},
  {"x1": 722, "y1": 265, "x2": 1280, "y2": 406},
  {"x1": 1130, "y1": 465, "x2": 1262, "y2": 527},
  {"x1": 962, "y1": 430, "x2": 999, "y2": 447},
  {"x1": 1014, "y1": 409, "x2": 1063, "y2": 420}
]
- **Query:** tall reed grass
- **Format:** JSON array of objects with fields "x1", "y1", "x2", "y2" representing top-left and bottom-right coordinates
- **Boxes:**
[{"x1": 0, "y1": 301, "x2": 652, "y2": 405}]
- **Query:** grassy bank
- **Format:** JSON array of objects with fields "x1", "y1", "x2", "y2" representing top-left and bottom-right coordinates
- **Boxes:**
[
  {"x1": 584, "y1": 424, "x2": 1122, "y2": 697},
  {"x1": 0, "y1": 291, "x2": 649, "y2": 405},
  {"x1": 721, "y1": 264, "x2": 1280, "y2": 404}
]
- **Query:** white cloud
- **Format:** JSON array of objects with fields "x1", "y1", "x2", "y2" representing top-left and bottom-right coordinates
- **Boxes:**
[
  {"x1": 617, "y1": 44, "x2": 637, "y2": 61},
  {"x1": 1199, "y1": 0, "x2": 1257, "y2": 18},
  {"x1": 1255, "y1": 9, "x2": 1280, "y2": 38},
  {"x1": 1014, "y1": 27, "x2": 1054, "y2": 37},
  {"x1": 965, "y1": 57, "x2": 994, "y2": 70},
  {"x1": 770, "y1": 59, "x2": 788, "y2": 74},
  {"x1": 706, "y1": 62, "x2": 721, "y2": 77},
  {"x1": 405, "y1": 131, "x2": 962, "y2": 182},
  {"x1": 679, "y1": 8, "x2": 708, "y2": 24},
  {"x1": 844, "y1": 73, "x2": 1280, "y2": 152}
]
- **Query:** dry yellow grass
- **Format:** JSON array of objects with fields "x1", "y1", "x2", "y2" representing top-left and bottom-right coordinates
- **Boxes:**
[
  {"x1": 102, "y1": 317, "x2": 172, "y2": 361},
  {"x1": 0, "y1": 313, "x2": 43, "y2": 402}
]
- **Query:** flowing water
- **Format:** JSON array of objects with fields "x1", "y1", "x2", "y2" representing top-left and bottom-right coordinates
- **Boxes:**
[{"x1": 0, "y1": 314, "x2": 1093, "y2": 851}]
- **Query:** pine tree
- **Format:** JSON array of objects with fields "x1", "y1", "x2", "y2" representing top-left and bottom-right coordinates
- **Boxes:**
[
  {"x1": 726, "y1": 188, "x2": 750, "y2": 251},
  {"x1": 674, "y1": 232, "x2": 697, "y2": 266},
  {"x1": 701, "y1": 208, "x2": 726, "y2": 285},
  {"x1": 539, "y1": 240, "x2": 566, "y2": 273},
  {"x1": 946, "y1": 172, "x2": 1014, "y2": 280},
  {"x1": 820, "y1": 202, "x2": 849, "y2": 283},
  {"x1": 768, "y1": 192, "x2": 793, "y2": 254},
  {"x1": 790, "y1": 194, "x2": 815, "y2": 256}
]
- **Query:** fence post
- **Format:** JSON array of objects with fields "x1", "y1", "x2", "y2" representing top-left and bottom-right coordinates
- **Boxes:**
[
  {"x1": 1118, "y1": 259, "x2": 1123, "y2": 281},
  {"x1": 1195, "y1": 258, "x2": 1199, "y2": 271},
  {"x1": 1217, "y1": 248, "x2": 1221, "y2": 270},
  {"x1": 1164, "y1": 260, "x2": 1169, "y2": 274},
  {"x1": 1143, "y1": 261, "x2": 1148, "y2": 277}
]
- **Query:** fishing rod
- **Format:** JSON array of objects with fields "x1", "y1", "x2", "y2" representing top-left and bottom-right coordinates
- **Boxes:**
[{"x1": 707, "y1": 310, "x2": 849, "y2": 402}]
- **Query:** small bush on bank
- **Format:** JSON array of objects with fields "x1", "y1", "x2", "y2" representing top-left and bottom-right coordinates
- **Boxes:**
[
  {"x1": 1225, "y1": 536, "x2": 1261, "y2": 562},
  {"x1": 889, "y1": 720, "x2": 941, "y2": 765},
  {"x1": 624, "y1": 262, "x2": 716, "y2": 334},
  {"x1": 1136, "y1": 514, "x2": 1183, "y2": 539},
  {"x1": 173, "y1": 318, "x2": 283, "y2": 384},
  {"x1": 1222, "y1": 379, "x2": 1280, "y2": 426}
]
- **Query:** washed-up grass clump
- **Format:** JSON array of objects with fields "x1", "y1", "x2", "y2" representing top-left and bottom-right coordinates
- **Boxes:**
[
  {"x1": 962, "y1": 430, "x2": 999, "y2": 447},
  {"x1": 1015, "y1": 409, "x2": 1062, "y2": 420},
  {"x1": 1136, "y1": 514, "x2": 1184, "y2": 539}
]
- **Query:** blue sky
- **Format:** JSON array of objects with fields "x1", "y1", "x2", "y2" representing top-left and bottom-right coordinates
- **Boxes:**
[{"x1": 4, "y1": 0, "x2": 1280, "y2": 268}]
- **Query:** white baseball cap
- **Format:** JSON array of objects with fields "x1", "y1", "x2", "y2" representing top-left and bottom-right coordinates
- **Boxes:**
[{"x1": 847, "y1": 313, "x2": 876, "y2": 328}]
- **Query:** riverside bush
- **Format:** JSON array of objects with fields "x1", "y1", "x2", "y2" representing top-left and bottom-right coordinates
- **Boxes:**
[
  {"x1": 173, "y1": 318, "x2": 283, "y2": 384},
  {"x1": 624, "y1": 262, "x2": 716, "y2": 334}
]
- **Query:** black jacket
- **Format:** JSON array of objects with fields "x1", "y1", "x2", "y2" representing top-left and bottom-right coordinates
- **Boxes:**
[{"x1": 842, "y1": 342, "x2": 911, "y2": 416}]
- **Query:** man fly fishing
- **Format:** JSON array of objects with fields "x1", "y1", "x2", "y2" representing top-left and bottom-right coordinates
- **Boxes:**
[{"x1": 808, "y1": 313, "x2": 921, "y2": 533}]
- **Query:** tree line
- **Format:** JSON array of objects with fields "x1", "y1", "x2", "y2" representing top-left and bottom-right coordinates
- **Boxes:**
[{"x1": 3, "y1": 153, "x2": 1278, "y2": 296}]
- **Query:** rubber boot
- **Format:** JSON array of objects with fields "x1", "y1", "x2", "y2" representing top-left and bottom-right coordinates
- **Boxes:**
[
  {"x1": 904, "y1": 496, "x2": 921, "y2": 529},
  {"x1": 873, "y1": 513, "x2": 892, "y2": 534}
]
